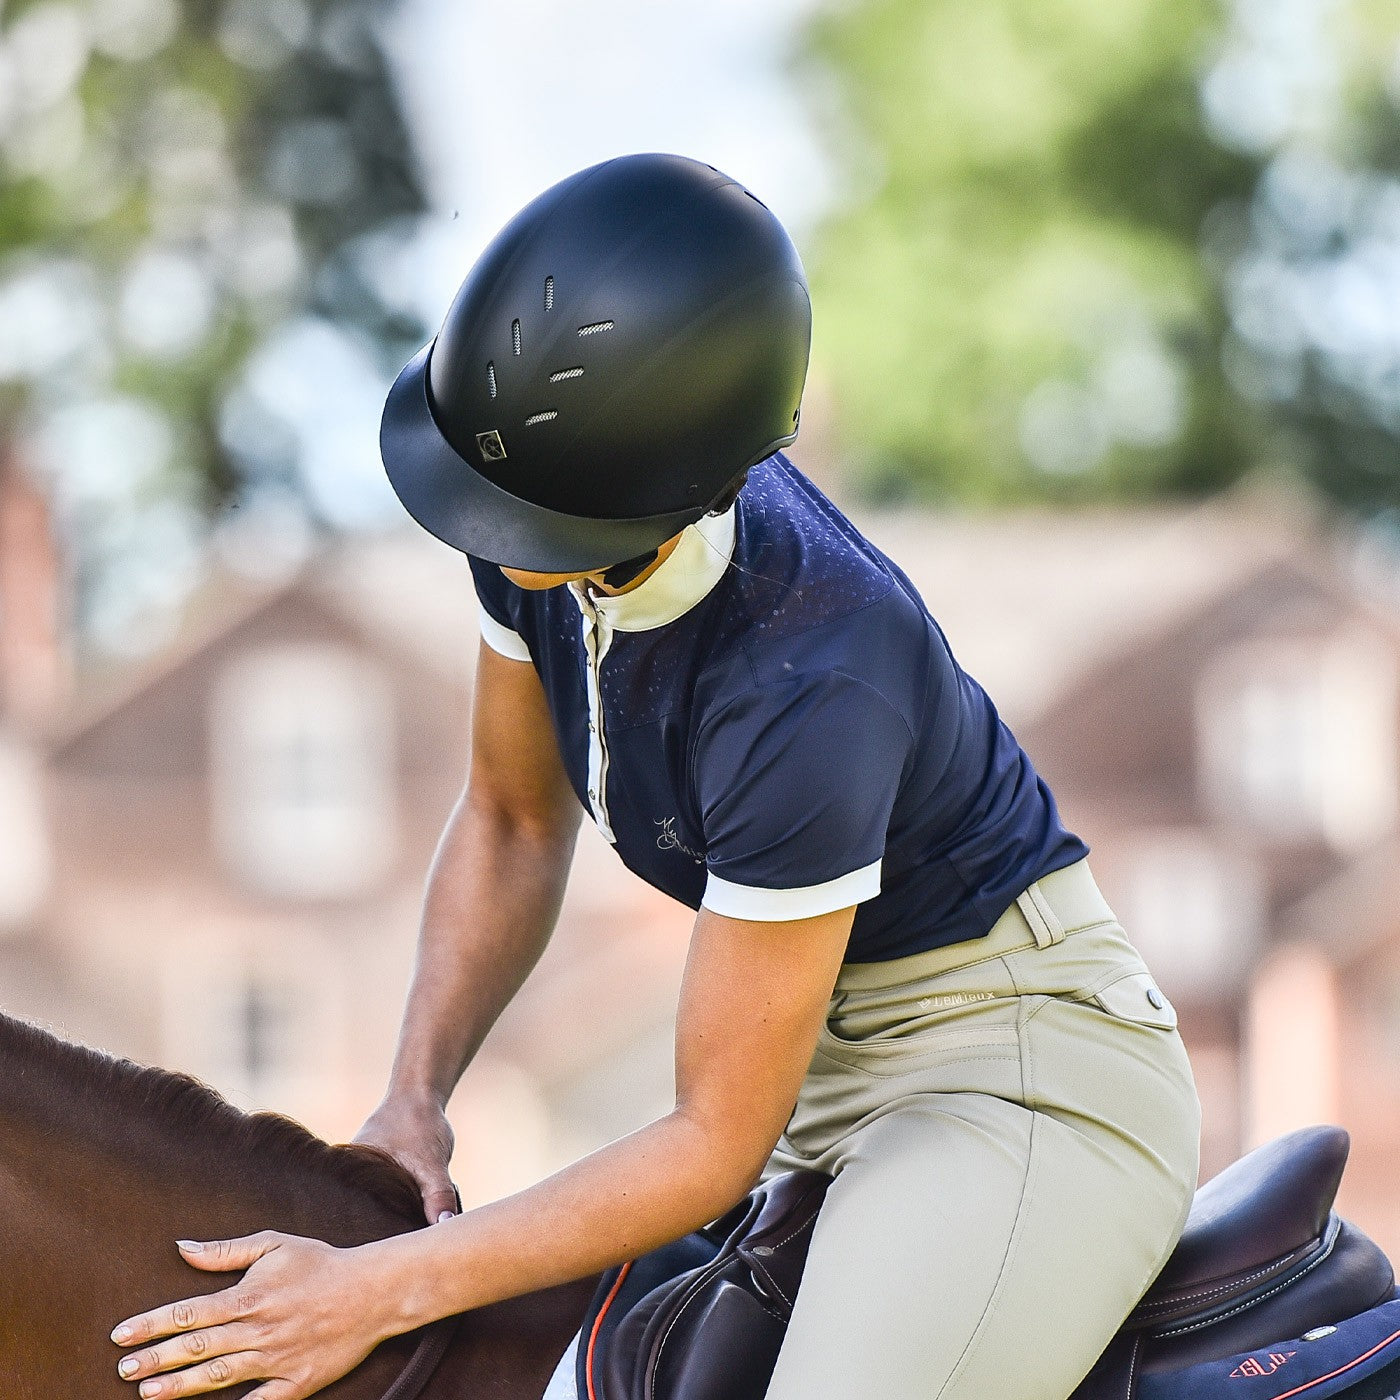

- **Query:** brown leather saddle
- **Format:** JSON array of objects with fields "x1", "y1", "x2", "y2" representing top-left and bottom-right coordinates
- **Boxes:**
[
  {"x1": 578, "y1": 1126, "x2": 1395, "y2": 1400},
  {"x1": 580, "y1": 1171, "x2": 829, "y2": 1400}
]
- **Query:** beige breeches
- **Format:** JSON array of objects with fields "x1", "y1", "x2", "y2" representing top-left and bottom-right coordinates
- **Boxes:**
[{"x1": 762, "y1": 857, "x2": 1201, "y2": 1400}]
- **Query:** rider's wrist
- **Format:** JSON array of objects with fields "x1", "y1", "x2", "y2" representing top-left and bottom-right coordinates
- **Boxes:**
[
  {"x1": 363, "y1": 1231, "x2": 453, "y2": 1335},
  {"x1": 385, "y1": 1071, "x2": 452, "y2": 1110}
]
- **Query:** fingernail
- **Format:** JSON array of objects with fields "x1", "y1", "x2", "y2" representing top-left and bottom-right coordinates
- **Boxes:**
[
  {"x1": 112, "y1": 1324, "x2": 132, "y2": 1344},
  {"x1": 140, "y1": 1383, "x2": 161, "y2": 1398},
  {"x1": 177, "y1": 1239, "x2": 203, "y2": 1253},
  {"x1": 437, "y1": 1211, "x2": 454, "y2": 1224},
  {"x1": 119, "y1": 1358, "x2": 139, "y2": 1377}
]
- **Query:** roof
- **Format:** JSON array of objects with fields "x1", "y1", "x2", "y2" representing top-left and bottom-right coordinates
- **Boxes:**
[
  {"x1": 855, "y1": 482, "x2": 1338, "y2": 725},
  {"x1": 52, "y1": 532, "x2": 479, "y2": 751}
]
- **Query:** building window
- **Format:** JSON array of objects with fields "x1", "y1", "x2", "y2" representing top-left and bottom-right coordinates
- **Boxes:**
[
  {"x1": 237, "y1": 975, "x2": 300, "y2": 1089},
  {"x1": 1195, "y1": 628, "x2": 1399, "y2": 851},
  {"x1": 157, "y1": 930, "x2": 336, "y2": 1114},
  {"x1": 211, "y1": 643, "x2": 396, "y2": 899},
  {"x1": 1117, "y1": 829, "x2": 1264, "y2": 1000}
]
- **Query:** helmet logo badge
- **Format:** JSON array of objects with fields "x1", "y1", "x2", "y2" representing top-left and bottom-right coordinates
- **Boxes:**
[{"x1": 477, "y1": 429, "x2": 507, "y2": 461}]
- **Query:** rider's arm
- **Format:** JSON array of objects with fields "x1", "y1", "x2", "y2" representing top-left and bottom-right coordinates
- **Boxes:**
[
  {"x1": 369, "y1": 896, "x2": 854, "y2": 1326},
  {"x1": 359, "y1": 640, "x2": 581, "y2": 1215}
]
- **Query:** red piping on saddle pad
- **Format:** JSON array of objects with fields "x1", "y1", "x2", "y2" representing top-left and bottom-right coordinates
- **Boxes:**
[
  {"x1": 586, "y1": 1259, "x2": 634, "y2": 1400},
  {"x1": 1270, "y1": 1327, "x2": 1400, "y2": 1399}
]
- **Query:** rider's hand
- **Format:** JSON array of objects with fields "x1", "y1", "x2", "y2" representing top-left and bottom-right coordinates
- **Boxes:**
[
  {"x1": 112, "y1": 1233, "x2": 396, "y2": 1400},
  {"x1": 353, "y1": 1090, "x2": 458, "y2": 1225}
]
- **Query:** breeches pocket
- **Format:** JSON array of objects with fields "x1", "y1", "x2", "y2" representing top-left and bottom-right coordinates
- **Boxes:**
[
  {"x1": 1063, "y1": 966, "x2": 1180, "y2": 1031},
  {"x1": 815, "y1": 968, "x2": 1024, "y2": 1080}
]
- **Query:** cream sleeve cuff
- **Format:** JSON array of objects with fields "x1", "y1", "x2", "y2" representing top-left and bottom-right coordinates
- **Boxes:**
[
  {"x1": 476, "y1": 600, "x2": 531, "y2": 662},
  {"x1": 700, "y1": 859, "x2": 882, "y2": 922}
]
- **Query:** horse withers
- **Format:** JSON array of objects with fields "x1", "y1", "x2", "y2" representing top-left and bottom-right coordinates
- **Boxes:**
[{"x1": 0, "y1": 1011, "x2": 595, "y2": 1399}]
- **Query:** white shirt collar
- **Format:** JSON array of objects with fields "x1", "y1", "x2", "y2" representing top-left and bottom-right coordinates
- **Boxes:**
[{"x1": 570, "y1": 504, "x2": 737, "y2": 632}]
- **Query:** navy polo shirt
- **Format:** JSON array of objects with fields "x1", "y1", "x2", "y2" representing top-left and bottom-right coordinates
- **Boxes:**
[{"x1": 469, "y1": 455, "x2": 1089, "y2": 962}]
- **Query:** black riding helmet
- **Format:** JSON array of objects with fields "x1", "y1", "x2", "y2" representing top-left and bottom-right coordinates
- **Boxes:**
[{"x1": 380, "y1": 153, "x2": 812, "y2": 572}]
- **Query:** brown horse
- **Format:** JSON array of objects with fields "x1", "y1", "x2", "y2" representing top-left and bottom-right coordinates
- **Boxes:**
[{"x1": 0, "y1": 1010, "x2": 596, "y2": 1399}]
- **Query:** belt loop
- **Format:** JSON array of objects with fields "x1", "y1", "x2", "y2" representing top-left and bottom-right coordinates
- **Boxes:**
[{"x1": 1016, "y1": 882, "x2": 1067, "y2": 949}]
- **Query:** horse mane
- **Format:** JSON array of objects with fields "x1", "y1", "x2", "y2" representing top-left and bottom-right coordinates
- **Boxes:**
[{"x1": 0, "y1": 1010, "x2": 424, "y2": 1224}]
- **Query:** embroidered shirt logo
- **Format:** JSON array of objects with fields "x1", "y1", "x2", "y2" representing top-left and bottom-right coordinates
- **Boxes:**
[{"x1": 655, "y1": 817, "x2": 704, "y2": 865}]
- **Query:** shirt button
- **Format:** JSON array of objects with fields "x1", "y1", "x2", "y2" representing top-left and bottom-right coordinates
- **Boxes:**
[
  {"x1": 588, "y1": 788, "x2": 598, "y2": 801},
  {"x1": 1146, "y1": 987, "x2": 1165, "y2": 1009}
]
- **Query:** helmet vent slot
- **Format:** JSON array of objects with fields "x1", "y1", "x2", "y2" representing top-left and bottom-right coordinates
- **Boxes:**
[
  {"x1": 524, "y1": 410, "x2": 558, "y2": 426},
  {"x1": 487, "y1": 361, "x2": 497, "y2": 398},
  {"x1": 512, "y1": 319, "x2": 522, "y2": 355},
  {"x1": 577, "y1": 320, "x2": 614, "y2": 337},
  {"x1": 549, "y1": 367, "x2": 584, "y2": 383},
  {"x1": 544, "y1": 276, "x2": 554, "y2": 311}
]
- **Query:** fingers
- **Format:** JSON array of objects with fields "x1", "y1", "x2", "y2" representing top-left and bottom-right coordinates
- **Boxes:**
[
  {"x1": 112, "y1": 1235, "x2": 281, "y2": 1345},
  {"x1": 421, "y1": 1183, "x2": 459, "y2": 1225},
  {"x1": 118, "y1": 1323, "x2": 254, "y2": 1386},
  {"x1": 178, "y1": 1232, "x2": 283, "y2": 1273},
  {"x1": 125, "y1": 1350, "x2": 263, "y2": 1398},
  {"x1": 113, "y1": 1290, "x2": 235, "y2": 1349}
]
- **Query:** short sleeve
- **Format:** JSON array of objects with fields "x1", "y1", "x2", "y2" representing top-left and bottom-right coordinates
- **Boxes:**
[
  {"x1": 468, "y1": 556, "x2": 531, "y2": 662},
  {"x1": 694, "y1": 672, "x2": 912, "y2": 922}
]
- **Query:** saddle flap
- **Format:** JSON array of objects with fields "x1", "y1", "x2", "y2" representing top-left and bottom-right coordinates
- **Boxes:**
[
  {"x1": 1133, "y1": 1125, "x2": 1349, "y2": 1322},
  {"x1": 583, "y1": 1171, "x2": 833, "y2": 1400},
  {"x1": 735, "y1": 1172, "x2": 830, "y2": 1312},
  {"x1": 653, "y1": 1281, "x2": 785, "y2": 1400}
]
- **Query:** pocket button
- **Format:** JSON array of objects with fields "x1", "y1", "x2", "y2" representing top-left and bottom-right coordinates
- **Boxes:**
[{"x1": 1090, "y1": 971, "x2": 1178, "y2": 1030}]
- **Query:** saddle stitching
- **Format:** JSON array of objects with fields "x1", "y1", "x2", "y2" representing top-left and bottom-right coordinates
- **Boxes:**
[
  {"x1": 649, "y1": 1263, "x2": 750, "y2": 1397},
  {"x1": 745, "y1": 1216, "x2": 812, "y2": 1309},
  {"x1": 640, "y1": 1199, "x2": 767, "y2": 1393},
  {"x1": 1125, "y1": 1332, "x2": 1141, "y2": 1400},
  {"x1": 1131, "y1": 1247, "x2": 1311, "y2": 1315},
  {"x1": 640, "y1": 1187, "x2": 812, "y2": 1396},
  {"x1": 1151, "y1": 1225, "x2": 1339, "y2": 1338}
]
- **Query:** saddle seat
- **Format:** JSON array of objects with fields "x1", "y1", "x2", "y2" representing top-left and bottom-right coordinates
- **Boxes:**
[{"x1": 1123, "y1": 1125, "x2": 1394, "y2": 1374}]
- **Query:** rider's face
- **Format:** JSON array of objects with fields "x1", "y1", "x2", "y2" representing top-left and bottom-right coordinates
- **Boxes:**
[
  {"x1": 500, "y1": 531, "x2": 684, "y2": 595},
  {"x1": 499, "y1": 565, "x2": 597, "y2": 591}
]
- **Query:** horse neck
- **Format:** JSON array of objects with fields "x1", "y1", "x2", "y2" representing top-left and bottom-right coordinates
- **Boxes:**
[
  {"x1": 0, "y1": 1066, "x2": 423, "y2": 1398},
  {"x1": 0, "y1": 1015, "x2": 595, "y2": 1400}
]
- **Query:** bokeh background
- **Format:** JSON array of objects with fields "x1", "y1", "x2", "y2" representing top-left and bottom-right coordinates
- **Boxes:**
[{"x1": 3, "y1": 0, "x2": 1400, "y2": 1253}]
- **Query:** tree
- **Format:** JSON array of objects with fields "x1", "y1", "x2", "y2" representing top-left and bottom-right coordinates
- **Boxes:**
[
  {"x1": 0, "y1": 0, "x2": 427, "y2": 647},
  {"x1": 799, "y1": 0, "x2": 1400, "y2": 510}
]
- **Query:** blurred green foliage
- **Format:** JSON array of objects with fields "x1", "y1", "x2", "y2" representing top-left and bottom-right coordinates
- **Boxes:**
[
  {"x1": 0, "y1": 0, "x2": 427, "y2": 648},
  {"x1": 802, "y1": 0, "x2": 1400, "y2": 510},
  {"x1": 0, "y1": 0, "x2": 425, "y2": 507}
]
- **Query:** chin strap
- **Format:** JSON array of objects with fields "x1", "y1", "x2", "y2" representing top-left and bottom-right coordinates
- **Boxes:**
[
  {"x1": 595, "y1": 471, "x2": 748, "y2": 590},
  {"x1": 600, "y1": 549, "x2": 659, "y2": 589}
]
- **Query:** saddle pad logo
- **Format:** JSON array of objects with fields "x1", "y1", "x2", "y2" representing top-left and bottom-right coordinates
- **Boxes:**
[
  {"x1": 1229, "y1": 1351, "x2": 1296, "y2": 1378},
  {"x1": 477, "y1": 429, "x2": 507, "y2": 461}
]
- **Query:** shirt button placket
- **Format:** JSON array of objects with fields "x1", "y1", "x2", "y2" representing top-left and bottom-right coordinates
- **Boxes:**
[{"x1": 574, "y1": 585, "x2": 615, "y2": 842}]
